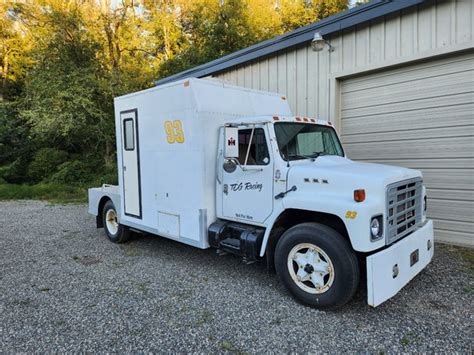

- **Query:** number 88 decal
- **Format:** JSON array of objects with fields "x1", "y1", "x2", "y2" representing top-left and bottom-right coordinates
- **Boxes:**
[{"x1": 164, "y1": 120, "x2": 185, "y2": 144}]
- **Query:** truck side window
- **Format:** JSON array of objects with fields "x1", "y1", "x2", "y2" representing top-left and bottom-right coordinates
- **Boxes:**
[
  {"x1": 238, "y1": 128, "x2": 269, "y2": 165},
  {"x1": 123, "y1": 119, "x2": 135, "y2": 150}
]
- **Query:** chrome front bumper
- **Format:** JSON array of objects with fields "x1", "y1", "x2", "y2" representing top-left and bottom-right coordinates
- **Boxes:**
[{"x1": 367, "y1": 219, "x2": 434, "y2": 307}]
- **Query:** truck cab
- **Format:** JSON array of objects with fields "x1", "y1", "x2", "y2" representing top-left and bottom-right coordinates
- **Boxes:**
[{"x1": 88, "y1": 78, "x2": 434, "y2": 310}]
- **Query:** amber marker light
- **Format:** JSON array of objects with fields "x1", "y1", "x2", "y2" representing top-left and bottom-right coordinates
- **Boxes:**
[{"x1": 354, "y1": 189, "x2": 366, "y2": 202}]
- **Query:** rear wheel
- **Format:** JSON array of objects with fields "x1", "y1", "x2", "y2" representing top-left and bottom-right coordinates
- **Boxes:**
[
  {"x1": 102, "y1": 200, "x2": 130, "y2": 243},
  {"x1": 275, "y1": 223, "x2": 359, "y2": 310}
]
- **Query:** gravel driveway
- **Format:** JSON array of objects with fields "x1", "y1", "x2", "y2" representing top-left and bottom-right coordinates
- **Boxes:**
[{"x1": 0, "y1": 200, "x2": 472, "y2": 352}]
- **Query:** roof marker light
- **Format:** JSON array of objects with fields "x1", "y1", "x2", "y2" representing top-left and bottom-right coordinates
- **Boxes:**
[
  {"x1": 303, "y1": 117, "x2": 309, "y2": 122},
  {"x1": 310, "y1": 118, "x2": 316, "y2": 123},
  {"x1": 273, "y1": 116, "x2": 280, "y2": 120},
  {"x1": 295, "y1": 117, "x2": 302, "y2": 122},
  {"x1": 281, "y1": 96, "x2": 286, "y2": 100},
  {"x1": 184, "y1": 81, "x2": 190, "y2": 87},
  {"x1": 328, "y1": 121, "x2": 333, "y2": 126}
]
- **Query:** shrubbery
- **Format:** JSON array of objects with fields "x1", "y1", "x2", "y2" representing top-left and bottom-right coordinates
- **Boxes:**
[{"x1": 27, "y1": 148, "x2": 68, "y2": 182}]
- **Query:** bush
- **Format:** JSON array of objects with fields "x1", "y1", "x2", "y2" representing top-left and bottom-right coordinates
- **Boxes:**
[
  {"x1": 0, "y1": 157, "x2": 31, "y2": 184},
  {"x1": 28, "y1": 148, "x2": 68, "y2": 182},
  {"x1": 97, "y1": 171, "x2": 118, "y2": 186},
  {"x1": 50, "y1": 160, "x2": 94, "y2": 185}
]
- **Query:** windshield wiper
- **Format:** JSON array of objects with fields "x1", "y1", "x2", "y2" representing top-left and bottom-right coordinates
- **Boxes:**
[
  {"x1": 288, "y1": 153, "x2": 310, "y2": 161},
  {"x1": 307, "y1": 151, "x2": 328, "y2": 159}
]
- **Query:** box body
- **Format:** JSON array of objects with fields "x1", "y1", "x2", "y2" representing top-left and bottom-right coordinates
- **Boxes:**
[{"x1": 113, "y1": 78, "x2": 291, "y2": 248}]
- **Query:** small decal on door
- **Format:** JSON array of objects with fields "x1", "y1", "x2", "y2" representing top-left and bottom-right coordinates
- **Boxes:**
[{"x1": 236, "y1": 213, "x2": 254, "y2": 220}]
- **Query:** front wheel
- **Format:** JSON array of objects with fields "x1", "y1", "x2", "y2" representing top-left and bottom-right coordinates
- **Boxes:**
[
  {"x1": 275, "y1": 223, "x2": 359, "y2": 310},
  {"x1": 102, "y1": 200, "x2": 130, "y2": 243}
]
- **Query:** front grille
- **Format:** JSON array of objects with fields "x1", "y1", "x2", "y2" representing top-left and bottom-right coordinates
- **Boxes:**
[{"x1": 386, "y1": 178, "x2": 423, "y2": 245}]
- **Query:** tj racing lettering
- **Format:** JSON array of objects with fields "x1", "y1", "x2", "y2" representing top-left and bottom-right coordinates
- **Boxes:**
[{"x1": 229, "y1": 182, "x2": 263, "y2": 192}]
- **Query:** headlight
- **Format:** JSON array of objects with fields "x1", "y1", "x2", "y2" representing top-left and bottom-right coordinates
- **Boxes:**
[
  {"x1": 370, "y1": 216, "x2": 383, "y2": 241},
  {"x1": 370, "y1": 218, "x2": 380, "y2": 236}
]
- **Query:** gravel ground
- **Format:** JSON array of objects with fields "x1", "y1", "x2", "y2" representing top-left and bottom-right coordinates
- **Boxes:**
[{"x1": 0, "y1": 200, "x2": 472, "y2": 353}]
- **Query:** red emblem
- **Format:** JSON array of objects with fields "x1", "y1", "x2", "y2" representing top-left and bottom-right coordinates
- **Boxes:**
[{"x1": 228, "y1": 137, "x2": 235, "y2": 146}]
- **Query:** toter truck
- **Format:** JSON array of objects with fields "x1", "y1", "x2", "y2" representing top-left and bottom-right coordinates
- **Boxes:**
[{"x1": 88, "y1": 78, "x2": 434, "y2": 309}]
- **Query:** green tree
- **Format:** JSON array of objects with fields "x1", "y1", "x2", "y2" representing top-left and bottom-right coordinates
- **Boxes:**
[
  {"x1": 18, "y1": 5, "x2": 113, "y2": 166},
  {"x1": 0, "y1": 0, "x2": 351, "y2": 186}
]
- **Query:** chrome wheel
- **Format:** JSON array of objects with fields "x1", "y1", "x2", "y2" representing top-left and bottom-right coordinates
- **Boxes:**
[
  {"x1": 105, "y1": 209, "x2": 119, "y2": 236},
  {"x1": 287, "y1": 243, "x2": 335, "y2": 294}
]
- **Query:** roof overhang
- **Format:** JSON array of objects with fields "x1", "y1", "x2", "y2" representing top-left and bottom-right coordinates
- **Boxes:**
[{"x1": 155, "y1": 0, "x2": 426, "y2": 86}]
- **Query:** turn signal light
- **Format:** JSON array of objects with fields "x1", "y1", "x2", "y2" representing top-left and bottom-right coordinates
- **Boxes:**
[{"x1": 354, "y1": 189, "x2": 366, "y2": 202}]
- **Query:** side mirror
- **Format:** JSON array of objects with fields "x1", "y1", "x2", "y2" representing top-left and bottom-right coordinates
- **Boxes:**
[{"x1": 224, "y1": 127, "x2": 239, "y2": 159}]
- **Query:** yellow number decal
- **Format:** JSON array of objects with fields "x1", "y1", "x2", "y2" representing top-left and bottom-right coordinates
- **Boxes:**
[
  {"x1": 173, "y1": 120, "x2": 185, "y2": 143},
  {"x1": 164, "y1": 121, "x2": 175, "y2": 144},
  {"x1": 164, "y1": 120, "x2": 185, "y2": 144},
  {"x1": 345, "y1": 211, "x2": 357, "y2": 219}
]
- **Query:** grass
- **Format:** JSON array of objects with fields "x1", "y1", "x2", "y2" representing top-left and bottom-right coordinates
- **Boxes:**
[
  {"x1": 400, "y1": 331, "x2": 418, "y2": 347},
  {"x1": 0, "y1": 183, "x2": 87, "y2": 203}
]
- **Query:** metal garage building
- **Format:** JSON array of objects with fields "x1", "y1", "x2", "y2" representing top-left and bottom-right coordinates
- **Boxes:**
[{"x1": 156, "y1": 0, "x2": 474, "y2": 247}]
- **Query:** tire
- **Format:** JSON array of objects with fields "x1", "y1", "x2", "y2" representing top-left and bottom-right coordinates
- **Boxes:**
[
  {"x1": 102, "y1": 200, "x2": 130, "y2": 244},
  {"x1": 275, "y1": 222, "x2": 359, "y2": 310}
]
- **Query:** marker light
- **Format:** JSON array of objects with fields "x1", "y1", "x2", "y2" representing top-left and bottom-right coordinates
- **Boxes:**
[{"x1": 354, "y1": 189, "x2": 366, "y2": 202}]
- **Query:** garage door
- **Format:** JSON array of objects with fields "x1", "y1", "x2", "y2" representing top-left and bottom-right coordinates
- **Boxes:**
[{"x1": 340, "y1": 52, "x2": 474, "y2": 247}]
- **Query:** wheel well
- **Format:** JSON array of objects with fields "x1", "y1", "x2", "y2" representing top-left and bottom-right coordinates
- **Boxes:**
[
  {"x1": 96, "y1": 196, "x2": 111, "y2": 228},
  {"x1": 265, "y1": 209, "x2": 351, "y2": 271}
]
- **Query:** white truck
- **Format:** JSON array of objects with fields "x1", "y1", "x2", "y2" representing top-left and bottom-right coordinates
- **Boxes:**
[{"x1": 88, "y1": 78, "x2": 434, "y2": 309}]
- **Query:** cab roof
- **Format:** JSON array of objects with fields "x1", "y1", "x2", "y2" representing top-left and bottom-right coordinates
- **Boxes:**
[{"x1": 228, "y1": 115, "x2": 332, "y2": 127}]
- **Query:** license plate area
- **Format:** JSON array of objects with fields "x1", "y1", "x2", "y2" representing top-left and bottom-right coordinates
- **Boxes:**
[{"x1": 410, "y1": 249, "x2": 419, "y2": 266}]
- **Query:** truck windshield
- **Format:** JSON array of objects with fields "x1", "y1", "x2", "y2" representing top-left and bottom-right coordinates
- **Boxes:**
[{"x1": 274, "y1": 122, "x2": 344, "y2": 161}]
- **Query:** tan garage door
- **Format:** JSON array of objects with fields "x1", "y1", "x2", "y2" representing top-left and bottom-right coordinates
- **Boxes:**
[{"x1": 340, "y1": 52, "x2": 474, "y2": 247}]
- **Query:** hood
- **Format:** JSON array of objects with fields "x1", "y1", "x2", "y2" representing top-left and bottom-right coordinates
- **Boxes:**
[{"x1": 287, "y1": 155, "x2": 422, "y2": 197}]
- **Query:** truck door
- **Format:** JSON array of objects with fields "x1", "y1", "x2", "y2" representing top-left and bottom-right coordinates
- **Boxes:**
[
  {"x1": 222, "y1": 126, "x2": 273, "y2": 224},
  {"x1": 120, "y1": 109, "x2": 142, "y2": 218}
]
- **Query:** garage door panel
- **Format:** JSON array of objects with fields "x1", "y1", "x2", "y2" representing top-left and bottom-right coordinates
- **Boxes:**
[
  {"x1": 342, "y1": 52, "x2": 474, "y2": 92},
  {"x1": 342, "y1": 72, "x2": 472, "y2": 110},
  {"x1": 427, "y1": 188, "x2": 474, "y2": 202},
  {"x1": 435, "y1": 230, "x2": 472, "y2": 247},
  {"x1": 345, "y1": 136, "x2": 474, "y2": 160},
  {"x1": 432, "y1": 219, "x2": 474, "y2": 234},
  {"x1": 342, "y1": 124, "x2": 473, "y2": 144},
  {"x1": 340, "y1": 53, "x2": 474, "y2": 246},
  {"x1": 360, "y1": 158, "x2": 474, "y2": 169},
  {"x1": 428, "y1": 199, "x2": 474, "y2": 223},
  {"x1": 422, "y1": 169, "x2": 474, "y2": 191},
  {"x1": 341, "y1": 95, "x2": 473, "y2": 123}
]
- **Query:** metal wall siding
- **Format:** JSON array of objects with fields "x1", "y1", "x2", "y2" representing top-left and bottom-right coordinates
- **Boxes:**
[{"x1": 215, "y1": 0, "x2": 472, "y2": 119}]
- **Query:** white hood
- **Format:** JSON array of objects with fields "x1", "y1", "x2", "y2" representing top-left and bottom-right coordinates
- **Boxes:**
[{"x1": 287, "y1": 155, "x2": 422, "y2": 195}]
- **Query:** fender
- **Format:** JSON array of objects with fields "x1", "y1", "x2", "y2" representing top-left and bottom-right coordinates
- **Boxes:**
[
  {"x1": 88, "y1": 186, "x2": 122, "y2": 223},
  {"x1": 259, "y1": 189, "x2": 386, "y2": 256}
]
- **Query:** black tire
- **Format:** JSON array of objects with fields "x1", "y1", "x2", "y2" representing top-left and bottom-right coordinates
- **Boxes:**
[
  {"x1": 275, "y1": 222, "x2": 359, "y2": 310},
  {"x1": 102, "y1": 200, "x2": 130, "y2": 244}
]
